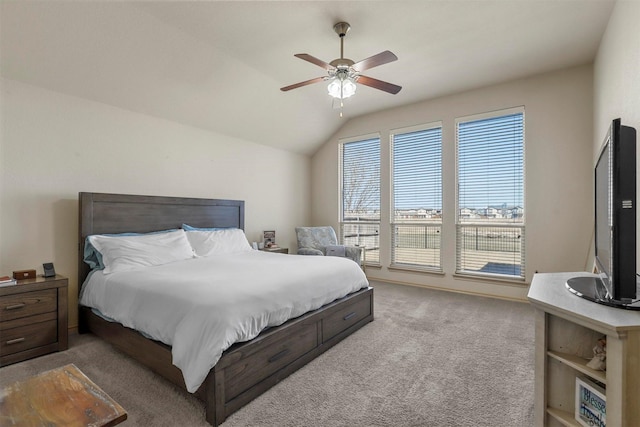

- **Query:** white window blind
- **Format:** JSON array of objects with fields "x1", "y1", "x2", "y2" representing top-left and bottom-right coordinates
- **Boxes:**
[
  {"x1": 391, "y1": 124, "x2": 442, "y2": 270},
  {"x1": 340, "y1": 136, "x2": 381, "y2": 264},
  {"x1": 456, "y1": 109, "x2": 525, "y2": 279}
]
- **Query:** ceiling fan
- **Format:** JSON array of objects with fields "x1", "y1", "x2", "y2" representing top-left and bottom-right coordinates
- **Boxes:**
[{"x1": 280, "y1": 22, "x2": 402, "y2": 103}]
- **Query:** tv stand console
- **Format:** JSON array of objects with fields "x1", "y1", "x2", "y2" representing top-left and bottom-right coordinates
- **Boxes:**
[{"x1": 528, "y1": 272, "x2": 640, "y2": 427}]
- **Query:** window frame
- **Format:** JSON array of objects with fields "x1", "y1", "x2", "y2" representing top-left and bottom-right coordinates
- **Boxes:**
[
  {"x1": 339, "y1": 133, "x2": 381, "y2": 266},
  {"x1": 454, "y1": 106, "x2": 526, "y2": 280},
  {"x1": 389, "y1": 121, "x2": 444, "y2": 272}
]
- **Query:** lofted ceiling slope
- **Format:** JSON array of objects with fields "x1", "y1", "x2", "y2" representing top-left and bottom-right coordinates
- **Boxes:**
[{"x1": 1, "y1": 1, "x2": 615, "y2": 155}]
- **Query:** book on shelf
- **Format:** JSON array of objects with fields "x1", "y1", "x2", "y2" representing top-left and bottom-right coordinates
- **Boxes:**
[{"x1": 0, "y1": 276, "x2": 18, "y2": 287}]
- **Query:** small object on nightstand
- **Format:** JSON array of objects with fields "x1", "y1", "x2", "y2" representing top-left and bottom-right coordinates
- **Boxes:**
[
  {"x1": 263, "y1": 230, "x2": 276, "y2": 247},
  {"x1": 12, "y1": 269, "x2": 36, "y2": 280},
  {"x1": 43, "y1": 262, "x2": 56, "y2": 278},
  {"x1": 0, "y1": 276, "x2": 17, "y2": 287}
]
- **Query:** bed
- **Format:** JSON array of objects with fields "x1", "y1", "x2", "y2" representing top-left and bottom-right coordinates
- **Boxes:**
[{"x1": 77, "y1": 192, "x2": 374, "y2": 426}]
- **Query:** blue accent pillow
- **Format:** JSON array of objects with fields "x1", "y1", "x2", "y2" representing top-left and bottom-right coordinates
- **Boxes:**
[{"x1": 83, "y1": 229, "x2": 179, "y2": 270}]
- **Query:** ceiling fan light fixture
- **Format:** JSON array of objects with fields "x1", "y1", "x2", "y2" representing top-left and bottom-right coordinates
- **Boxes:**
[{"x1": 327, "y1": 73, "x2": 357, "y2": 99}]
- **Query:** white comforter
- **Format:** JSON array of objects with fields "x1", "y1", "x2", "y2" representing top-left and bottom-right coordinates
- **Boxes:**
[{"x1": 79, "y1": 251, "x2": 369, "y2": 392}]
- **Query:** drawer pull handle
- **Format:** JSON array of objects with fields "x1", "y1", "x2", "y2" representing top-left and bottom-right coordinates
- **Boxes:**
[
  {"x1": 5, "y1": 303, "x2": 26, "y2": 311},
  {"x1": 343, "y1": 311, "x2": 357, "y2": 321},
  {"x1": 6, "y1": 338, "x2": 25, "y2": 345},
  {"x1": 268, "y1": 349, "x2": 290, "y2": 363}
]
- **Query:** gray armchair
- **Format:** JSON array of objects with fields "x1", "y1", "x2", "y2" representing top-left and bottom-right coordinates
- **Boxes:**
[{"x1": 295, "y1": 226, "x2": 364, "y2": 267}]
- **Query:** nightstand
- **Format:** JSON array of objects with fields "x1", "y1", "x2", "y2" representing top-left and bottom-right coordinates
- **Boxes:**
[
  {"x1": 0, "y1": 275, "x2": 68, "y2": 366},
  {"x1": 260, "y1": 247, "x2": 289, "y2": 254}
]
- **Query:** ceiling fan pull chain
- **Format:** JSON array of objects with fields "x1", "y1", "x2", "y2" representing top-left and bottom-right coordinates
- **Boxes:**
[{"x1": 332, "y1": 96, "x2": 344, "y2": 118}]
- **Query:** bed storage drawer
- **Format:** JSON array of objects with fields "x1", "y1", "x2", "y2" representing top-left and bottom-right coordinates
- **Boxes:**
[
  {"x1": 223, "y1": 321, "x2": 318, "y2": 401},
  {"x1": 322, "y1": 293, "x2": 372, "y2": 342},
  {"x1": 0, "y1": 289, "x2": 57, "y2": 322}
]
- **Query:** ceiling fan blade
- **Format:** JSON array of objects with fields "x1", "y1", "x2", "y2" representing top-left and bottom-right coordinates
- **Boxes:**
[
  {"x1": 357, "y1": 75, "x2": 402, "y2": 95},
  {"x1": 280, "y1": 76, "x2": 326, "y2": 92},
  {"x1": 294, "y1": 54, "x2": 333, "y2": 71},
  {"x1": 352, "y1": 50, "x2": 398, "y2": 72}
]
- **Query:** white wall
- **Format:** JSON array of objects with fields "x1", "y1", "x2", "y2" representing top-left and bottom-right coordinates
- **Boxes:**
[
  {"x1": 594, "y1": 1, "x2": 640, "y2": 151},
  {"x1": 593, "y1": 0, "x2": 640, "y2": 268},
  {"x1": 0, "y1": 78, "x2": 310, "y2": 328},
  {"x1": 312, "y1": 65, "x2": 594, "y2": 301}
]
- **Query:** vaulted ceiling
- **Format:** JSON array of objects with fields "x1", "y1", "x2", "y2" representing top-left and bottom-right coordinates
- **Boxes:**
[{"x1": 1, "y1": 1, "x2": 615, "y2": 155}]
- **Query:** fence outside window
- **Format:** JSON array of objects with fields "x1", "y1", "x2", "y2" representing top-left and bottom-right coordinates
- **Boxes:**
[
  {"x1": 341, "y1": 221, "x2": 380, "y2": 265},
  {"x1": 456, "y1": 224, "x2": 525, "y2": 278},
  {"x1": 391, "y1": 223, "x2": 442, "y2": 270}
]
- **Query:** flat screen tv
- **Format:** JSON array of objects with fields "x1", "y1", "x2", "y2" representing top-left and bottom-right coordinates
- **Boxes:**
[{"x1": 567, "y1": 118, "x2": 639, "y2": 310}]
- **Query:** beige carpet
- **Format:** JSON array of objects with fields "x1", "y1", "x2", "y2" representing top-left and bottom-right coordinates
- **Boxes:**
[{"x1": 0, "y1": 281, "x2": 535, "y2": 426}]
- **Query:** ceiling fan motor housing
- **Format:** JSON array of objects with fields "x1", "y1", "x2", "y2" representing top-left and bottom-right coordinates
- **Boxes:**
[{"x1": 330, "y1": 58, "x2": 355, "y2": 68}]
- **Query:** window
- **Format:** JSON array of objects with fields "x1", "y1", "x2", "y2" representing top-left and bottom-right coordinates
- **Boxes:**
[
  {"x1": 456, "y1": 108, "x2": 525, "y2": 279},
  {"x1": 340, "y1": 135, "x2": 381, "y2": 264},
  {"x1": 391, "y1": 123, "x2": 442, "y2": 270}
]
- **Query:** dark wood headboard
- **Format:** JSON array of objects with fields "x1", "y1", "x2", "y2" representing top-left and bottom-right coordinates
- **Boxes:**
[{"x1": 78, "y1": 192, "x2": 245, "y2": 293}]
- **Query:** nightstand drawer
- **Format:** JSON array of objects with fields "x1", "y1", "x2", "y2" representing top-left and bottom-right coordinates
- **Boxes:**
[
  {"x1": 0, "y1": 289, "x2": 57, "y2": 322},
  {"x1": 0, "y1": 320, "x2": 57, "y2": 357}
]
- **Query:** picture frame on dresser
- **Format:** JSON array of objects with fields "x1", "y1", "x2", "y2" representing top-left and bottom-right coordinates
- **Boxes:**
[{"x1": 263, "y1": 230, "x2": 275, "y2": 246}]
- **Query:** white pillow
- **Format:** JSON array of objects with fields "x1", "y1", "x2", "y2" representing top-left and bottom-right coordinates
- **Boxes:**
[
  {"x1": 88, "y1": 229, "x2": 194, "y2": 274},
  {"x1": 185, "y1": 228, "x2": 252, "y2": 257}
]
